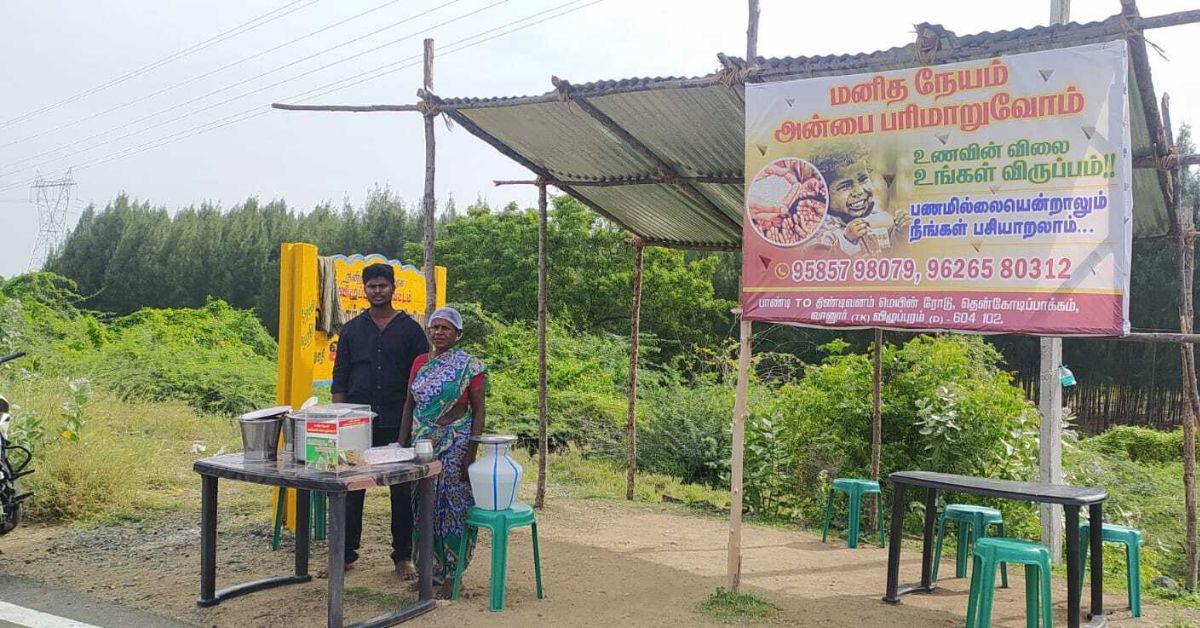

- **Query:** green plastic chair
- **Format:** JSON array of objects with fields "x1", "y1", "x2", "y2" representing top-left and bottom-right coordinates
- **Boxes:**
[
  {"x1": 1079, "y1": 522, "x2": 1142, "y2": 618},
  {"x1": 933, "y1": 504, "x2": 1008, "y2": 587},
  {"x1": 820, "y1": 478, "x2": 884, "y2": 549},
  {"x1": 966, "y1": 537, "x2": 1053, "y2": 628},
  {"x1": 451, "y1": 503, "x2": 544, "y2": 612}
]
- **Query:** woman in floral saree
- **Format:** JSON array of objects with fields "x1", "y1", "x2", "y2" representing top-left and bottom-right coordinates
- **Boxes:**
[{"x1": 400, "y1": 307, "x2": 486, "y2": 597}]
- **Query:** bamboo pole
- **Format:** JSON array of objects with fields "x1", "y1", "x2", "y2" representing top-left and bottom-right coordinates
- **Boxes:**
[
  {"x1": 535, "y1": 181, "x2": 550, "y2": 510},
  {"x1": 1118, "y1": 332, "x2": 1200, "y2": 344},
  {"x1": 746, "y1": 0, "x2": 759, "y2": 60},
  {"x1": 1122, "y1": 0, "x2": 1177, "y2": 227},
  {"x1": 728, "y1": 317, "x2": 752, "y2": 591},
  {"x1": 626, "y1": 238, "x2": 645, "y2": 501},
  {"x1": 869, "y1": 328, "x2": 883, "y2": 526},
  {"x1": 493, "y1": 174, "x2": 743, "y2": 187},
  {"x1": 421, "y1": 38, "x2": 437, "y2": 325},
  {"x1": 1164, "y1": 93, "x2": 1200, "y2": 590}
]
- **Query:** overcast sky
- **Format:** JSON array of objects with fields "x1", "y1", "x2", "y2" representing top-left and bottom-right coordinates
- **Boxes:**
[{"x1": 1, "y1": 0, "x2": 1197, "y2": 277}]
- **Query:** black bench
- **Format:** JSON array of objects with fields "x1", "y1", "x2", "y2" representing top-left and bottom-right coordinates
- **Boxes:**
[{"x1": 883, "y1": 471, "x2": 1108, "y2": 628}]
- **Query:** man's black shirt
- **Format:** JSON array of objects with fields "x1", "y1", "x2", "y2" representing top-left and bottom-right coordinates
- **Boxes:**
[{"x1": 330, "y1": 311, "x2": 429, "y2": 427}]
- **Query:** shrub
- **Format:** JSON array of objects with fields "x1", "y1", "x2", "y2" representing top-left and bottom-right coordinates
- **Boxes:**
[
  {"x1": 1082, "y1": 425, "x2": 1184, "y2": 464},
  {"x1": 639, "y1": 379, "x2": 735, "y2": 485},
  {"x1": 768, "y1": 335, "x2": 1039, "y2": 522}
]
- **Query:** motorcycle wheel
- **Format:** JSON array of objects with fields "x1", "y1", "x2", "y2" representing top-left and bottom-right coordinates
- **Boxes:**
[{"x1": 0, "y1": 478, "x2": 21, "y2": 535}]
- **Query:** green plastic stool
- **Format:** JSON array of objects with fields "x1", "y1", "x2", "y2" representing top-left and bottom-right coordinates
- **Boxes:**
[
  {"x1": 271, "y1": 491, "x2": 327, "y2": 551},
  {"x1": 966, "y1": 538, "x2": 1053, "y2": 628},
  {"x1": 820, "y1": 478, "x2": 884, "y2": 549},
  {"x1": 933, "y1": 504, "x2": 1008, "y2": 587},
  {"x1": 1079, "y1": 522, "x2": 1142, "y2": 618},
  {"x1": 451, "y1": 503, "x2": 544, "y2": 611}
]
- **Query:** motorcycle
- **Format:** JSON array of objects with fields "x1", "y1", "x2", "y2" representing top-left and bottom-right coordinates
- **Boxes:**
[{"x1": 0, "y1": 351, "x2": 33, "y2": 535}]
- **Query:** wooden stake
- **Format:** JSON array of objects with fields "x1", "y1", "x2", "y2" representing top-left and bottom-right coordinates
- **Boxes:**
[
  {"x1": 728, "y1": 318, "x2": 752, "y2": 591},
  {"x1": 535, "y1": 181, "x2": 550, "y2": 510},
  {"x1": 421, "y1": 38, "x2": 437, "y2": 324},
  {"x1": 869, "y1": 328, "x2": 883, "y2": 526},
  {"x1": 746, "y1": 0, "x2": 759, "y2": 60},
  {"x1": 1164, "y1": 93, "x2": 1199, "y2": 591},
  {"x1": 626, "y1": 238, "x2": 645, "y2": 501}
]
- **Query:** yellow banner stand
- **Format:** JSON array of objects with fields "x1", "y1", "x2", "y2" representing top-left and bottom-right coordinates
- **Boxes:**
[{"x1": 273, "y1": 244, "x2": 446, "y2": 533}]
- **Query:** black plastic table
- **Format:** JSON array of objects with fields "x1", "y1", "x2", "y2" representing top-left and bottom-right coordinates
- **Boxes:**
[
  {"x1": 883, "y1": 471, "x2": 1108, "y2": 628},
  {"x1": 194, "y1": 453, "x2": 443, "y2": 628}
]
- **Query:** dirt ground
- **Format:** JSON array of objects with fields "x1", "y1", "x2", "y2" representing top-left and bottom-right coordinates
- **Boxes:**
[{"x1": 1, "y1": 488, "x2": 1198, "y2": 628}]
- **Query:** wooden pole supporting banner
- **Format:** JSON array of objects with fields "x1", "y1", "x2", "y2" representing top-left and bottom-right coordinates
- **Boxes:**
[
  {"x1": 869, "y1": 329, "x2": 883, "y2": 526},
  {"x1": 746, "y1": 0, "x2": 759, "y2": 61},
  {"x1": 421, "y1": 38, "x2": 437, "y2": 325},
  {"x1": 626, "y1": 238, "x2": 645, "y2": 501},
  {"x1": 1163, "y1": 93, "x2": 1200, "y2": 590},
  {"x1": 728, "y1": 317, "x2": 752, "y2": 591},
  {"x1": 535, "y1": 181, "x2": 550, "y2": 510}
]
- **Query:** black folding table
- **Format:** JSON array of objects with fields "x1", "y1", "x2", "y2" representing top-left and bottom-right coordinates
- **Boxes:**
[
  {"x1": 194, "y1": 453, "x2": 442, "y2": 628},
  {"x1": 883, "y1": 471, "x2": 1108, "y2": 628}
]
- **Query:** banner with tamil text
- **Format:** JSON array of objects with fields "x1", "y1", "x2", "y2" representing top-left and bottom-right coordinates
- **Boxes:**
[{"x1": 742, "y1": 41, "x2": 1132, "y2": 335}]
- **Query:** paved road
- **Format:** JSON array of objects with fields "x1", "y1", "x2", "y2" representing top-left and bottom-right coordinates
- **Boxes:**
[{"x1": 0, "y1": 575, "x2": 193, "y2": 628}]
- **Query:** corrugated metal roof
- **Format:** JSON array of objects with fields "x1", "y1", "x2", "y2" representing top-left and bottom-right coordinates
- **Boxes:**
[{"x1": 441, "y1": 12, "x2": 1173, "y2": 249}]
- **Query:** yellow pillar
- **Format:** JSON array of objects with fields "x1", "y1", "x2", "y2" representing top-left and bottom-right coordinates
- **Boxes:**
[{"x1": 274, "y1": 243, "x2": 318, "y2": 530}]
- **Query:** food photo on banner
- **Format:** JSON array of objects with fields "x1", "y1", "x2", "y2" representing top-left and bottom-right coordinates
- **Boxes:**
[{"x1": 742, "y1": 40, "x2": 1133, "y2": 336}]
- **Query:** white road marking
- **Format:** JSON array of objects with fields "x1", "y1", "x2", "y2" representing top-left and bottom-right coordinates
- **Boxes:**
[{"x1": 0, "y1": 601, "x2": 103, "y2": 628}]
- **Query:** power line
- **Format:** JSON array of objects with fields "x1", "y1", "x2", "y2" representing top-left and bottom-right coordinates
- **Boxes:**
[
  {"x1": 0, "y1": 0, "x2": 320, "y2": 131},
  {"x1": 0, "y1": 0, "x2": 423, "y2": 151},
  {"x1": 0, "y1": 0, "x2": 607, "y2": 194},
  {"x1": 303, "y1": 0, "x2": 607, "y2": 101},
  {"x1": 0, "y1": 0, "x2": 495, "y2": 177}
]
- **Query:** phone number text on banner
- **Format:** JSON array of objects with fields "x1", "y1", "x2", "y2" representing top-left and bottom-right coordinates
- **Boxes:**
[{"x1": 741, "y1": 41, "x2": 1132, "y2": 336}]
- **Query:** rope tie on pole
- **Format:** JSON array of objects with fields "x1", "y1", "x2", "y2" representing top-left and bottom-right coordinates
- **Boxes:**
[{"x1": 914, "y1": 24, "x2": 941, "y2": 64}]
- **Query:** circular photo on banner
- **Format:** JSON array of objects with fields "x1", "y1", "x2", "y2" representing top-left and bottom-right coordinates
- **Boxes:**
[{"x1": 746, "y1": 157, "x2": 828, "y2": 247}]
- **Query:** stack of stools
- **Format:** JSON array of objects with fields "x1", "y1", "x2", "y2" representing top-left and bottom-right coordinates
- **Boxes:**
[
  {"x1": 966, "y1": 537, "x2": 1054, "y2": 628},
  {"x1": 820, "y1": 478, "x2": 885, "y2": 548},
  {"x1": 933, "y1": 504, "x2": 1008, "y2": 588},
  {"x1": 1079, "y1": 522, "x2": 1143, "y2": 618}
]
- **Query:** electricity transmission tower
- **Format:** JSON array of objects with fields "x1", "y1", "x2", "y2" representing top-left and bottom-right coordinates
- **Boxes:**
[{"x1": 28, "y1": 170, "x2": 75, "y2": 270}]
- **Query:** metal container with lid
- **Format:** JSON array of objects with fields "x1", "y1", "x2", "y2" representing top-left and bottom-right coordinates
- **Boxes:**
[{"x1": 236, "y1": 405, "x2": 290, "y2": 462}]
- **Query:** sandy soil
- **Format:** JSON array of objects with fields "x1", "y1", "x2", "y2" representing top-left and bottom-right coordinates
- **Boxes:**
[{"x1": 1, "y1": 490, "x2": 1196, "y2": 628}]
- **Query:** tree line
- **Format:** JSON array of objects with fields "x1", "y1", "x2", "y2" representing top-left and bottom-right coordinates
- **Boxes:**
[{"x1": 36, "y1": 150, "x2": 1200, "y2": 429}]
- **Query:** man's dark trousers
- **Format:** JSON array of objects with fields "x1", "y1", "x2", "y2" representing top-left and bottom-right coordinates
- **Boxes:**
[{"x1": 344, "y1": 424, "x2": 412, "y2": 564}]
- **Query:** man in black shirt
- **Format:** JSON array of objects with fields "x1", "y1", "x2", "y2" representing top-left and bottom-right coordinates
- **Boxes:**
[{"x1": 331, "y1": 263, "x2": 429, "y2": 579}]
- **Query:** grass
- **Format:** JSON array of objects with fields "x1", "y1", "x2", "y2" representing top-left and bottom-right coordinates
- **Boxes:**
[
  {"x1": 696, "y1": 587, "x2": 778, "y2": 623},
  {"x1": 14, "y1": 381, "x2": 244, "y2": 523},
  {"x1": 343, "y1": 586, "x2": 413, "y2": 609}
]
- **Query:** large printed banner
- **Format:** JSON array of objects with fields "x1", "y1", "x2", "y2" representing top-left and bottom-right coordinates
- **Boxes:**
[{"x1": 742, "y1": 41, "x2": 1132, "y2": 335}]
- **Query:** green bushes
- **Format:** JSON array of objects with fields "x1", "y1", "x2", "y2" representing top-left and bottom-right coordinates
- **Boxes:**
[
  {"x1": 639, "y1": 378, "x2": 736, "y2": 485},
  {"x1": 76, "y1": 299, "x2": 277, "y2": 415},
  {"x1": 756, "y1": 335, "x2": 1039, "y2": 522},
  {"x1": 1082, "y1": 425, "x2": 1185, "y2": 464}
]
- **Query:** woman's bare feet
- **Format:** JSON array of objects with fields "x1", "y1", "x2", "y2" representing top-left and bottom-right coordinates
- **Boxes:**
[
  {"x1": 394, "y1": 560, "x2": 417, "y2": 581},
  {"x1": 435, "y1": 580, "x2": 455, "y2": 599}
]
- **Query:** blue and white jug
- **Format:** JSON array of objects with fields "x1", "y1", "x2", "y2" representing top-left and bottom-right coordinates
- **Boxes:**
[{"x1": 467, "y1": 434, "x2": 523, "y2": 510}]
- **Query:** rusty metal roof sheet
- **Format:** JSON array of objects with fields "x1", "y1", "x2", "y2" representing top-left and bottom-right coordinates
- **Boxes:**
[{"x1": 438, "y1": 11, "x2": 1176, "y2": 249}]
